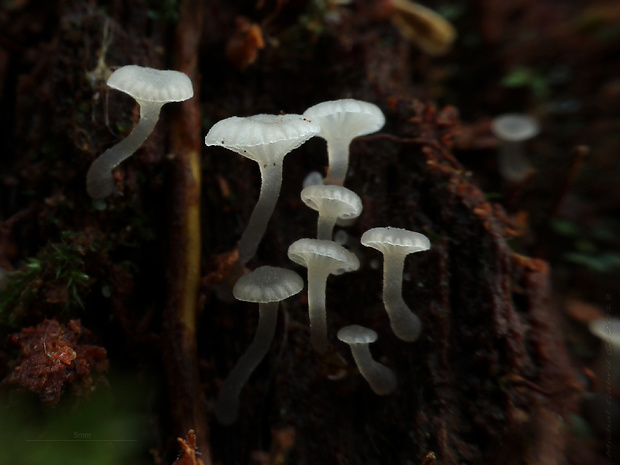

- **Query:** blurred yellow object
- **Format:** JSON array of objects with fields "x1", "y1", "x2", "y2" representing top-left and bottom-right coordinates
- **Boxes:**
[{"x1": 390, "y1": 0, "x2": 457, "y2": 55}]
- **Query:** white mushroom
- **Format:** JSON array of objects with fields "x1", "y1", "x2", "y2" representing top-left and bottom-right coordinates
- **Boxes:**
[
  {"x1": 205, "y1": 114, "x2": 319, "y2": 266},
  {"x1": 490, "y1": 114, "x2": 540, "y2": 182},
  {"x1": 589, "y1": 318, "x2": 620, "y2": 394},
  {"x1": 337, "y1": 325, "x2": 396, "y2": 395},
  {"x1": 86, "y1": 65, "x2": 194, "y2": 199},
  {"x1": 287, "y1": 239, "x2": 359, "y2": 354},
  {"x1": 214, "y1": 266, "x2": 303, "y2": 425},
  {"x1": 300, "y1": 184, "x2": 362, "y2": 240},
  {"x1": 360, "y1": 227, "x2": 430, "y2": 342},
  {"x1": 303, "y1": 99, "x2": 385, "y2": 186}
]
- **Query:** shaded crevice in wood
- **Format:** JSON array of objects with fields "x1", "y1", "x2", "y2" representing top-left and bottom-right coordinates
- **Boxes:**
[{"x1": 162, "y1": 0, "x2": 210, "y2": 462}]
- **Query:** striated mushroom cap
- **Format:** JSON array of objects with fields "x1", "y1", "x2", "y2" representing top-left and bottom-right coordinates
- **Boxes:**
[
  {"x1": 107, "y1": 65, "x2": 194, "y2": 103},
  {"x1": 301, "y1": 184, "x2": 363, "y2": 220},
  {"x1": 303, "y1": 99, "x2": 385, "y2": 144},
  {"x1": 288, "y1": 239, "x2": 359, "y2": 275},
  {"x1": 337, "y1": 325, "x2": 378, "y2": 345},
  {"x1": 361, "y1": 227, "x2": 430, "y2": 257},
  {"x1": 233, "y1": 266, "x2": 303, "y2": 303},
  {"x1": 204, "y1": 114, "x2": 319, "y2": 164}
]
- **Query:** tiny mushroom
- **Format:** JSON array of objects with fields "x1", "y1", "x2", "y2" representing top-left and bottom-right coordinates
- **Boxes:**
[
  {"x1": 300, "y1": 184, "x2": 363, "y2": 240},
  {"x1": 288, "y1": 239, "x2": 360, "y2": 354},
  {"x1": 490, "y1": 113, "x2": 540, "y2": 182},
  {"x1": 589, "y1": 318, "x2": 620, "y2": 393},
  {"x1": 303, "y1": 99, "x2": 385, "y2": 186},
  {"x1": 205, "y1": 114, "x2": 319, "y2": 266},
  {"x1": 214, "y1": 265, "x2": 303, "y2": 425},
  {"x1": 86, "y1": 65, "x2": 194, "y2": 199},
  {"x1": 360, "y1": 227, "x2": 430, "y2": 342},
  {"x1": 337, "y1": 325, "x2": 396, "y2": 395}
]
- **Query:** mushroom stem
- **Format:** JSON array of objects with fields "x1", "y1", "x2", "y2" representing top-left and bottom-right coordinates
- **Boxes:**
[
  {"x1": 317, "y1": 213, "x2": 337, "y2": 240},
  {"x1": 306, "y1": 269, "x2": 330, "y2": 354},
  {"x1": 214, "y1": 301, "x2": 278, "y2": 425},
  {"x1": 324, "y1": 140, "x2": 349, "y2": 186},
  {"x1": 87, "y1": 102, "x2": 163, "y2": 199},
  {"x1": 497, "y1": 141, "x2": 532, "y2": 182},
  {"x1": 383, "y1": 253, "x2": 421, "y2": 342},
  {"x1": 238, "y1": 163, "x2": 283, "y2": 265},
  {"x1": 349, "y1": 343, "x2": 396, "y2": 395}
]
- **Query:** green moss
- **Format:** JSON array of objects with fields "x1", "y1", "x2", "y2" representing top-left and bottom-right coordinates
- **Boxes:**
[{"x1": 0, "y1": 232, "x2": 92, "y2": 324}]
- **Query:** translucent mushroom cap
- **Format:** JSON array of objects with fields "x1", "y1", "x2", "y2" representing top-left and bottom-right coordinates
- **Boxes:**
[
  {"x1": 589, "y1": 318, "x2": 620, "y2": 346},
  {"x1": 107, "y1": 65, "x2": 194, "y2": 103},
  {"x1": 204, "y1": 114, "x2": 320, "y2": 164},
  {"x1": 491, "y1": 114, "x2": 540, "y2": 142},
  {"x1": 337, "y1": 325, "x2": 378, "y2": 345},
  {"x1": 303, "y1": 99, "x2": 385, "y2": 143},
  {"x1": 233, "y1": 266, "x2": 303, "y2": 303},
  {"x1": 301, "y1": 185, "x2": 363, "y2": 220},
  {"x1": 288, "y1": 239, "x2": 360, "y2": 275},
  {"x1": 361, "y1": 227, "x2": 430, "y2": 257}
]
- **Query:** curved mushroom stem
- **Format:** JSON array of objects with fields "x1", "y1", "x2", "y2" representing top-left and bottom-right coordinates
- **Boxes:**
[
  {"x1": 382, "y1": 253, "x2": 422, "y2": 342},
  {"x1": 214, "y1": 301, "x2": 278, "y2": 425},
  {"x1": 324, "y1": 139, "x2": 350, "y2": 186},
  {"x1": 498, "y1": 141, "x2": 531, "y2": 182},
  {"x1": 238, "y1": 163, "x2": 283, "y2": 266},
  {"x1": 317, "y1": 212, "x2": 338, "y2": 240},
  {"x1": 306, "y1": 268, "x2": 330, "y2": 354},
  {"x1": 86, "y1": 101, "x2": 163, "y2": 199},
  {"x1": 349, "y1": 343, "x2": 396, "y2": 395}
]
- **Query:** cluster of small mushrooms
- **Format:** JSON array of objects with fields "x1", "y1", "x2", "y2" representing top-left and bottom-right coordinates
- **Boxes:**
[{"x1": 86, "y1": 65, "x2": 433, "y2": 425}]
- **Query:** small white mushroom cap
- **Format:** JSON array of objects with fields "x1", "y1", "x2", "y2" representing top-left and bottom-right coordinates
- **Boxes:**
[
  {"x1": 301, "y1": 185, "x2": 363, "y2": 220},
  {"x1": 490, "y1": 114, "x2": 540, "y2": 142},
  {"x1": 288, "y1": 238, "x2": 360, "y2": 275},
  {"x1": 288, "y1": 239, "x2": 359, "y2": 353},
  {"x1": 301, "y1": 185, "x2": 363, "y2": 240},
  {"x1": 589, "y1": 318, "x2": 620, "y2": 347},
  {"x1": 204, "y1": 114, "x2": 319, "y2": 265},
  {"x1": 337, "y1": 324, "x2": 396, "y2": 395},
  {"x1": 360, "y1": 227, "x2": 430, "y2": 256},
  {"x1": 303, "y1": 99, "x2": 385, "y2": 185},
  {"x1": 107, "y1": 65, "x2": 194, "y2": 103},
  {"x1": 205, "y1": 114, "x2": 320, "y2": 164},
  {"x1": 233, "y1": 266, "x2": 304, "y2": 303},
  {"x1": 360, "y1": 227, "x2": 429, "y2": 342},
  {"x1": 215, "y1": 266, "x2": 302, "y2": 425},
  {"x1": 304, "y1": 99, "x2": 385, "y2": 142},
  {"x1": 86, "y1": 65, "x2": 194, "y2": 199},
  {"x1": 337, "y1": 325, "x2": 377, "y2": 345}
]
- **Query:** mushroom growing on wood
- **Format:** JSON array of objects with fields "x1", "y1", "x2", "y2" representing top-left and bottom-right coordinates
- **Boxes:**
[
  {"x1": 337, "y1": 325, "x2": 396, "y2": 395},
  {"x1": 214, "y1": 266, "x2": 303, "y2": 425},
  {"x1": 86, "y1": 65, "x2": 194, "y2": 199},
  {"x1": 303, "y1": 99, "x2": 385, "y2": 186},
  {"x1": 300, "y1": 184, "x2": 362, "y2": 240},
  {"x1": 360, "y1": 227, "x2": 430, "y2": 342},
  {"x1": 205, "y1": 114, "x2": 319, "y2": 266},
  {"x1": 490, "y1": 113, "x2": 540, "y2": 182},
  {"x1": 287, "y1": 239, "x2": 359, "y2": 354}
]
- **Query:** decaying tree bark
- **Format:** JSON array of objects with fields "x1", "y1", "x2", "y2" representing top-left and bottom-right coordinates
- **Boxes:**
[{"x1": 0, "y1": 1, "x2": 580, "y2": 464}]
